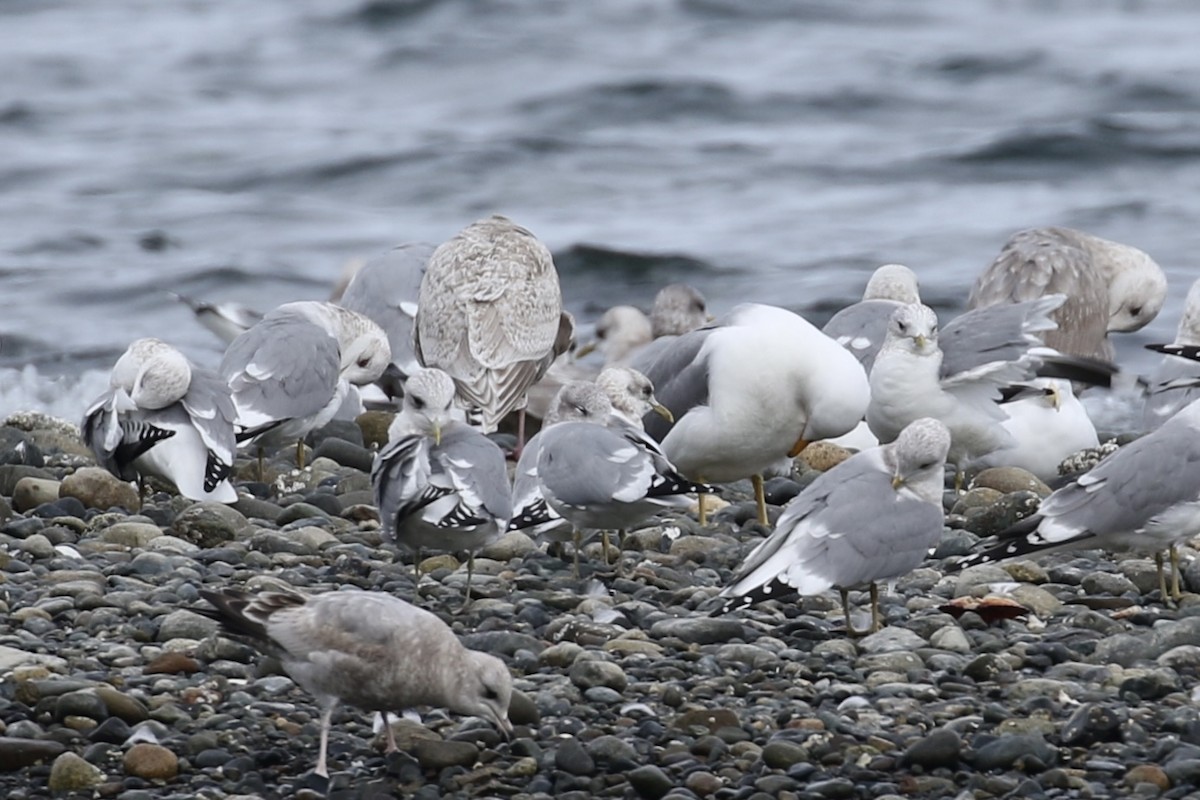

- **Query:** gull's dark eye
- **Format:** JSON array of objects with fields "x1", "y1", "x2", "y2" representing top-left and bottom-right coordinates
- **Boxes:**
[
  {"x1": 693, "y1": 300, "x2": 706, "y2": 312},
  {"x1": 483, "y1": 686, "x2": 498, "y2": 700},
  {"x1": 897, "y1": 321, "x2": 908, "y2": 333},
  {"x1": 357, "y1": 356, "x2": 371, "y2": 368},
  {"x1": 1130, "y1": 305, "x2": 1142, "y2": 317},
  {"x1": 931, "y1": 325, "x2": 938, "y2": 335},
  {"x1": 919, "y1": 461, "x2": 935, "y2": 469},
  {"x1": 412, "y1": 396, "x2": 425, "y2": 410},
  {"x1": 573, "y1": 404, "x2": 587, "y2": 416}
]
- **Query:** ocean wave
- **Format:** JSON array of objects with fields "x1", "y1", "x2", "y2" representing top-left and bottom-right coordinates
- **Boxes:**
[
  {"x1": 949, "y1": 114, "x2": 1200, "y2": 166},
  {"x1": 554, "y1": 244, "x2": 719, "y2": 283},
  {"x1": 925, "y1": 50, "x2": 1046, "y2": 81},
  {"x1": 0, "y1": 365, "x2": 109, "y2": 420}
]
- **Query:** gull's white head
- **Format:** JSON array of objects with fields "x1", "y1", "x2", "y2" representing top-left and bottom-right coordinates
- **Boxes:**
[
  {"x1": 863, "y1": 264, "x2": 921, "y2": 304},
  {"x1": 651, "y1": 283, "x2": 710, "y2": 337},
  {"x1": 882, "y1": 303, "x2": 940, "y2": 356},
  {"x1": 392, "y1": 367, "x2": 457, "y2": 443},
  {"x1": 889, "y1": 417, "x2": 951, "y2": 502},
  {"x1": 580, "y1": 306, "x2": 652, "y2": 363},
  {"x1": 595, "y1": 367, "x2": 672, "y2": 426},
  {"x1": 110, "y1": 338, "x2": 192, "y2": 410},
  {"x1": 1100, "y1": 241, "x2": 1166, "y2": 333},
  {"x1": 544, "y1": 381, "x2": 613, "y2": 426}
]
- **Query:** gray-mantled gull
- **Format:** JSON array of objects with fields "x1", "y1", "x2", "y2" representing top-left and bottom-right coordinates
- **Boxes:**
[
  {"x1": 868, "y1": 303, "x2": 1031, "y2": 485},
  {"x1": 970, "y1": 378, "x2": 1098, "y2": 482},
  {"x1": 1142, "y1": 278, "x2": 1200, "y2": 431},
  {"x1": 967, "y1": 227, "x2": 1167, "y2": 361},
  {"x1": 637, "y1": 303, "x2": 870, "y2": 526},
  {"x1": 171, "y1": 293, "x2": 264, "y2": 345},
  {"x1": 575, "y1": 305, "x2": 653, "y2": 366},
  {"x1": 220, "y1": 301, "x2": 391, "y2": 470},
  {"x1": 371, "y1": 368, "x2": 511, "y2": 600},
  {"x1": 715, "y1": 417, "x2": 950, "y2": 635},
  {"x1": 82, "y1": 338, "x2": 238, "y2": 503},
  {"x1": 821, "y1": 265, "x2": 919, "y2": 373},
  {"x1": 415, "y1": 215, "x2": 571, "y2": 444},
  {"x1": 953, "y1": 396, "x2": 1200, "y2": 601},
  {"x1": 197, "y1": 587, "x2": 512, "y2": 777},
  {"x1": 511, "y1": 373, "x2": 679, "y2": 573},
  {"x1": 339, "y1": 242, "x2": 436, "y2": 398}
]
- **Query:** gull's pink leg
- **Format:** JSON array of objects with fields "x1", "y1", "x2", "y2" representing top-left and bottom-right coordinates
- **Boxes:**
[
  {"x1": 316, "y1": 707, "x2": 333, "y2": 777},
  {"x1": 386, "y1": 715, "x2": 399, "y2": 753}
]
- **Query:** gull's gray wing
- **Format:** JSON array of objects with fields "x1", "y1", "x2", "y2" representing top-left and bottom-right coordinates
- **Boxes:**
[
  {"x1": 821, "y1": 299, "x2": 902, "y2": 373},
  {"x1": 430, "y1": 425, "x2": 513, "y2": 526},
  {"x1": 1142, "y1": 356, "x2": 1200, "y2": 431},
  {"x1": 180, "y1": 365, "x2": 238, "y2": 466},
  {"x1": 967, "y1": 227, "x2": 1112, "y2": 360},
  {"x1": 220, "y1": 313, "x2": 341, "y2": 430},
  {"x1": 371, "y1": 433, "x2": 434, "y2": 537},
  {"x1": 940, "y1": 295, "x2": 1063, "y2": 378},
  {"x1": 508, "y1": 429, "x2": 567, "y2": 534},
  {"x1": 537, "y1": 423, "x2": 656, "y2": 509},
  {"x1": 631, "y1": 327, "x2": 713, "y2": 442},
  {"x1": 340, "y1": 243, "x2": 434, "y2": 377}
]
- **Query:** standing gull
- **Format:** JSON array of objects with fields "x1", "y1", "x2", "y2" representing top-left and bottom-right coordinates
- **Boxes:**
[
  {"x1": 339, "y1": 242, "x2": 436, "y2": 397},
  {"x1": 197, "y1": 587, "x2": 512, "y2": 777},
  {"x1": 822, "y1": 264, "x2": 920, "y2": 373},
  {"x1": 416, "y1": 215, "x2": 571, "y2": 444},
  {"x1": 953, "y1": 396, "x2": 1200, "y2": 602},
  {"x1": 1142, "y1": 278, "x2": 1200, "y2": 431},
  {"x1": 220, "y1": 301, "x2": 391, "y2": 470},
  {"x1": 967, "y1": 227, "x2": 1167, "y2": 361},
  {"x1": 372, "y1": 368, "x2": 512, "y2": 600},
  {"x1": 637, "y1": 303, "x2": 870, "y2": 526},
  {"x1": 715, "y1": 418, "x2": 950, "y2": 635},
  {"x1": 82, "y1": 338, "x2": 238, "y2": 503}
]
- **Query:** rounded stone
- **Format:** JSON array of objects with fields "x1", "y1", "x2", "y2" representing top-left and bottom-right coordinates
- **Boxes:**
[
  {"x1": 554, "y1": 738, "x2": 595, "y2": 776},
  {"x1": 171, "y1": 502, "x2": 248, "y2": 547},
  {"x1": 413, "y1": 739, "x2": 479, "y2": 771},
  {"x1": 568, "y1": 659, "x2": 628, "y2": 692},
  {"x1": 971, "y1": 467, "x2": 1051, "y2": 497},
  {"x1": 100, "y1": 522, "x2": 163, "y2": 547},
  {"x1": 48, "y1": 751, "x2": 105, "y2": 791},
  {"x1": 60, "y1": 467, "x2": 141, "y2": 511},
  {"x1": 12, "y1": 477, "x2": 60, "y2": 513},
  {"x1": 123, "y1": 742, "x2": 179, "y2": 780},
  {"x1": 902, "y1": 728, "x2": 962, "y2": 768}
]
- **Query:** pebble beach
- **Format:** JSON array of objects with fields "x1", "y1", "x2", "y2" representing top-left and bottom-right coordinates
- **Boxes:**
[{"x1": 0, "y1": 410, "x2": 1198, "y2": 799}]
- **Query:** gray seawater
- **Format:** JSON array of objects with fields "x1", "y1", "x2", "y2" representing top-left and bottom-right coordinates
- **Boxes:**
[{"x1": 3, "y1": 0, "x2": 1200, "y2": 421}]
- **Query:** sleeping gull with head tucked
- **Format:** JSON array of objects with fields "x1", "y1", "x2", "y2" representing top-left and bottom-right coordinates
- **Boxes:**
[
  {"x1": 1142, "y1": 278, "x2": 1200, "y2": 431},
  {"x1": 967, "y1": 226, "x2": 1167, "y2": 361},
  {"x1": 83, "y1": 338, "x2": 238, "y2": 503},
  {"x1": 372, "y1": 368, "x2": 511, "y2": 599},
  {"x1": 197, "y1": 587, "x2": 512, "y2": 777},
  {"x1": 636, "y1": 303, "x2": 870, "y2": 526},
  {"x1": 220, "y1": 301, "x2": 391, "y2": 470},
  {"x1": 416, "y1": 215, "x2": 572, "y2": 446},
  {"x1": 715, "y1": 417, "x2": 950, "y2": 635},
  {"x1": 953, "y1": 396, "x2": 1200, "y2": 602}
]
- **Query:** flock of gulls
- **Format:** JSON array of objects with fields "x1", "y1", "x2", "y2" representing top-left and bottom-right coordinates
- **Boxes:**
[{"x1": 79, "y1": 214, "x2": 1200, "y2": 775}]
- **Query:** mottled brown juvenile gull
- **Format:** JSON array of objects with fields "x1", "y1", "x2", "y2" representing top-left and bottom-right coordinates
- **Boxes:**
[
  {"x1": 83, "y1": 338, "x2": 238, "y2": 503},
  {"x1": 220, "y1": 301, "x2": 391, "y2": 469},
  {"x1": 715, "y1": 418, "x2": 950, "y2": 635},
  {"x1": 967, "y1": 227, "x2": 1167, "y2": 361},
  {"x1": 1142, "y1": 278, "x2": 1200, "y2": 431},
  {"x1": 953, "y1": 396, "x2": 1200, "y2": 601},
  {"x1": 339, "y1": 242, "x2": 436, "y2": 396},
  {"x1": 197, "y1": 587, "x2": 512, "y2": 777},
  {"x1": 638, "y1": 303, "x2": 870, "y2": 526},
  {"x1": 415, "y1": 215, "x2": 570, "y2": 441},
  {"x1": 372, "y1": 368, "x2": 511, "y2": 599}
]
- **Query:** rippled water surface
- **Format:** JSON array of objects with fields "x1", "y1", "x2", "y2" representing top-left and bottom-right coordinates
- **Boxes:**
[{"x1": 3, "y1": 0, "x2": 1200, "y2": 418}]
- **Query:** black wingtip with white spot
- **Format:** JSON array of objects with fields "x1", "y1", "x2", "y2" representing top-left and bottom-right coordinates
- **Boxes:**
[
  {"x1": 204, "y1": 450, "x2": 233, "y2": 493},
  {"x1": 507, "y1": 500, "x2": 555, "y2": 532},
  {"x1": 647, "y1": 471, "x2": 718, "y2": 499},
  {"x1": 709, "y1": 578, "x2": 800, "y2": 617},
  {"x1": 1147, "y1": 343, "x2": 1200, "y2": 362},
  {"x1": 1032, "y1": 353, "x2": 1119, "y2": 388}
]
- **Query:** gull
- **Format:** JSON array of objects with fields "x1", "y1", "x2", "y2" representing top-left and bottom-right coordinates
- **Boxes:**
[
  {"x1": 575, "y1": 305, "x2": 653, "y2": 366},
  {"x1": 967, "y1": 227, "x2": 1167, "y2": 361},
  {"x1": 371, "y1": 368, "x2": 511, "y2": 600},
  {"x1": 82, "y1": 338, "x2": 238, "y2": 503},
  {"x1": 953, "y1": 396, "x2": 1200, "y2": 602},
  {"x1": 715, "y1": 418, "x2": 950, "y2": 635},
  {"x1": 650, "y1": 283, "x2": 711, "y2": 338},
  {"x1": 170, "y1": 294, "x2": 263, "y2": 345},
  {"x1": 338, "y1": 242, "x2": 435, "y2": 399},
  {"x1": 970, "y1": 378, "x2": 1098, "y2": 482},
  {"x1": 415, "y1": 215, "x2": 572, "y2": 446},
  {"x1": 197, "y1": 587, "x2": 512, "y2": 777},
  {"x1": 1142, "y1": 278, "x2": 1200, "y2": 431},
  {"x1": 220, "y1": 301, "x2": 391, "y2": 471},
  {"x1": 821, "y1": 264, "x2": 920, "y2": 373},
  {"x1": 636, "y1": 303, "x2": 869, "y2": 526}
]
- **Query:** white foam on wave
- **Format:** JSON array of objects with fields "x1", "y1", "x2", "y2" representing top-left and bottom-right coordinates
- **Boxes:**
[{"x1": 0, "y1": 366, "x2": 111, "y2": 423}]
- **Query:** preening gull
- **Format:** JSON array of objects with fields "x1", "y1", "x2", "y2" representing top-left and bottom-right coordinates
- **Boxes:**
[
  {"x1": 197, "y1": 587, "x2": 513, "y2": 777},
  {"x1": 415, "y1": 215, "x2": 571, "y2": 441},
  {"x1": 1142, "y1": 278, "x2": 1200, "y2": 431},
  {"x1": 967, "y1": 227, "x2": 1167, "y2": 361},
  {"x1": 82, "y1": 338, "x2": 238, "y2": 503},
  {"x1": 638, "y1": 303, "x2": 870, "y2": 526},
  {"x1": 220, "y1": 301, "x2": 391, "y2": 469},
  {"x1": 953, "y1": 396, "x2": 1200, "y2": 601},
  {"x1": 338, "y1": 242, "x2": 435, "y2": 397},
  {"x1": 171, "y1": 293, "x2": 263, "y2": 345},
  {"x1": 715, "y1": 418, "x2": 950, "y2": 635},
  {"x1": 372, "y1": 368, "x2": 511, "y2": 599},
  {"x1": 970, "y1": 378, "x2": 1098, "y2": 482}
]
